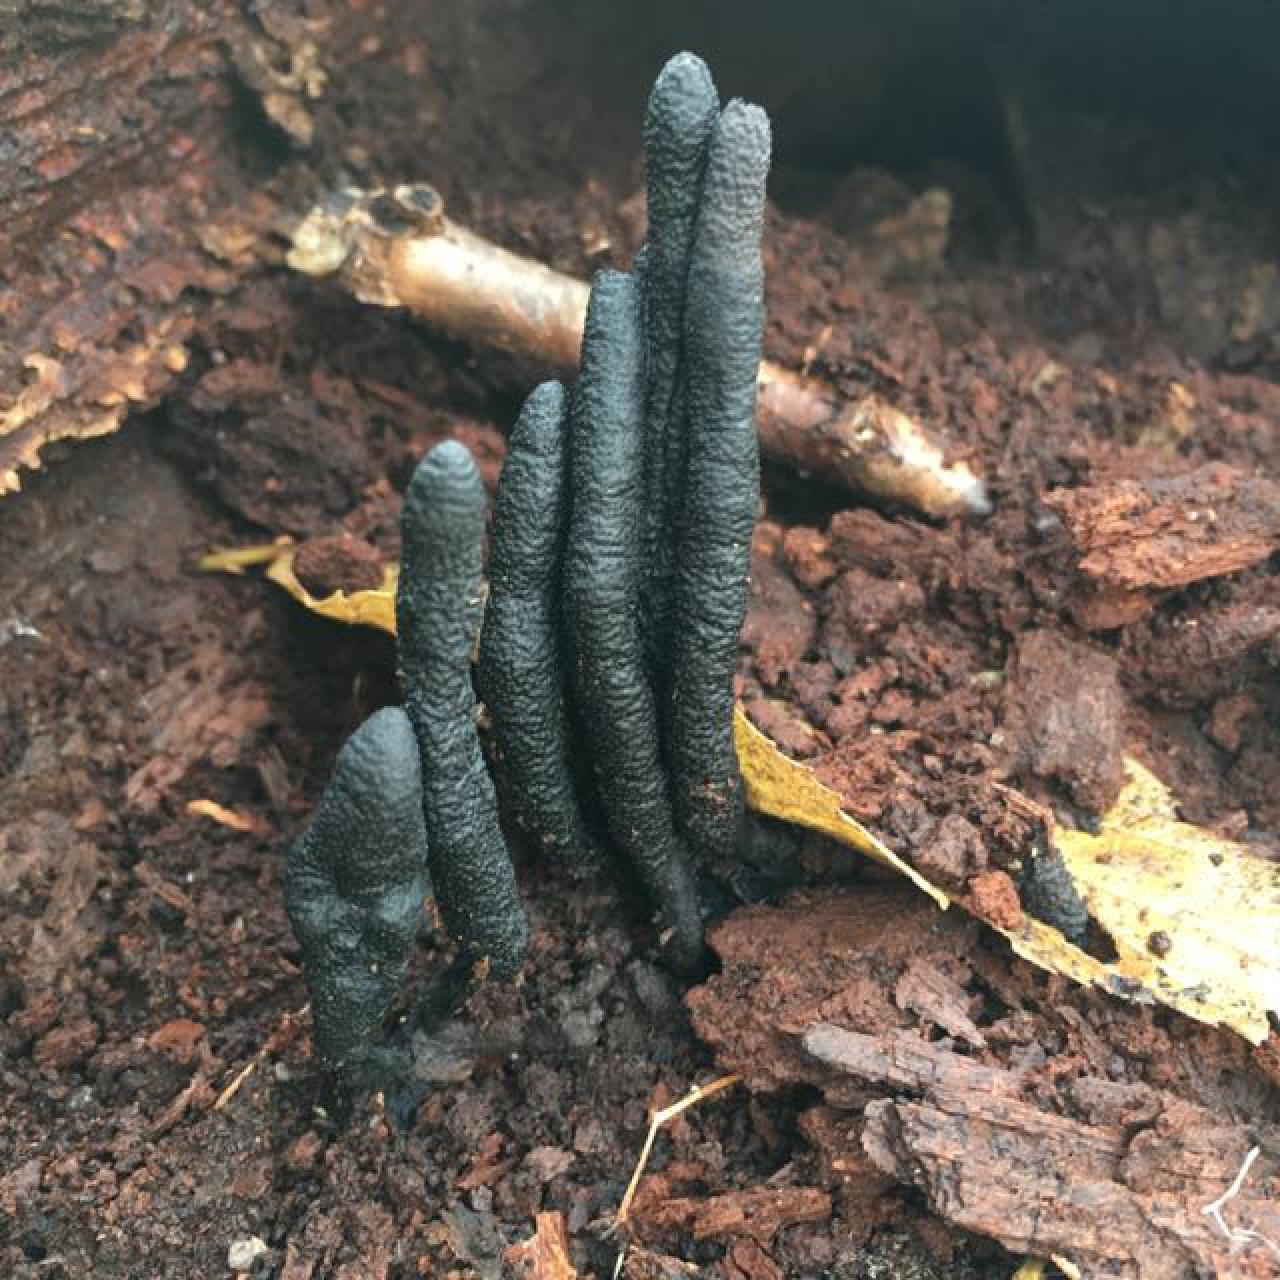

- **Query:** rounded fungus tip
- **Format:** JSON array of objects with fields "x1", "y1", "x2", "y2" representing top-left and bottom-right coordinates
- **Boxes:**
[
  {"x1": 646, "y1": 53, "x2": 718, "y2": 149},
  {"x1": 341, "y1": 705, "x2": 421, "y2": 795},
  {"x1": 425, "y1": 437, "x2": 476, "y2": 473},
  {"x1": 510, "y1": 381, "x2": 569, "y2": 459}
]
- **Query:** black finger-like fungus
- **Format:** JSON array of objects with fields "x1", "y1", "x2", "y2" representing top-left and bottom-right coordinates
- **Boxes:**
[
  {"x1": 564, "y1": 269, "x2": 704, "y2": 969},
  {"x1": 289, "y1": 55, "x2": 771, "y2": 1068},
  {"x1": 667, "y1": 100, "x2": 771, "y2": 859},
  {"x1": 285, "y1": 707, "x2": 429, "y2": 1083},
  {"x1": 636, "y1": 52, "x2": 720, "y2": 673},
  {"x1": 397, "y1": 441, "x2": 528, "y2": 979},
  {"x1": 1020, "y1": 841, "x2": 1092, "y2": 951},
  {"x1": 477, "y1": 380, "x2": 594, "y2": 865}
]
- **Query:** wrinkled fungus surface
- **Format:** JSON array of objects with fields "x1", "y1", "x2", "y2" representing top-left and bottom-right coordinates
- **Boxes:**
[{"x1": 285, "y1": 50, "x2": 771, "y2": 1082}]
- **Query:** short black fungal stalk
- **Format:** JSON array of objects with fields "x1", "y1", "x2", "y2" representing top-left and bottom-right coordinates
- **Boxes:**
[{"x1": 286, "y1": 52, "x2": 771, "y2": 1084}]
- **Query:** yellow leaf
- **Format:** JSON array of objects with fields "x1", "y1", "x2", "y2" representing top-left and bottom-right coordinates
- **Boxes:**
[
  {"x1": 998, "y1": 758, "x2": 1280, "y2": 1046},
  {"x1": 264, "y1": 547, "x2": 399, "y2": 634},
  {"x1": 734, "y1": 710, "x2": 948, "y2": 909},
  {"x1": 197, "y1": 540, "x2": 293, "y2": 574}
]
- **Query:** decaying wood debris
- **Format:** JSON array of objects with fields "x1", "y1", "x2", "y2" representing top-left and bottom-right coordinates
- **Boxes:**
[
  {"x1": 286, "y1": 184, "x2": 992, "y2": 520},
  {"x1": 807, "y1": 1024, "x2": 1280, "y2": 1280},
  {"x1": 1048, "y1": 462, "x2": 1280, "y2": 592},
  {"x1": 0, "y1": 2, "x2": 323, "y2": 496},
  {"x1": 688, "y1": 888, "x2": 1280, "y2": 1280}
]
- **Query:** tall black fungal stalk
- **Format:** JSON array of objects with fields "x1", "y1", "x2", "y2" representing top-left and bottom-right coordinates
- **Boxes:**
[
  {"x1": 636, "y1": 52, "x2": 721, "y2": 678},
  {"x1": 286, "y1": 51, "x2": 771, "y2": 1085},
  {"x1": 483, "y1": 53, "x2": 771, "y2": 967},
  {"x1": 398, "y1": 441, "x2": 529, "y2": 980},
  {"x1": 562, "y1": 269, "x2": 706, "y2": 967},
  {"x1": 665, "y1": 98, "x2": 770, "y2": 861},
  {"x1": 477, "y1": 381, "x2": 593, "y2": 867},
  {"x1": 285, "y1": 708, "x2": 429, "y2": 1082}
]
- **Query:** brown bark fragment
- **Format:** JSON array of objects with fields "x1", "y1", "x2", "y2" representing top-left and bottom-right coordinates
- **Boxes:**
[
  {"x1": 0, "y1": 1, "x2": 281, "y2": 494},
  {"x1": 619, "y1": 1248, "x2": 705, "y2": 1279},
  {"x1": 999, "y1": 628, "x2": 1127, "y2": 812},
  {"x1": 1047, "y1": 463, "x2": 1280, "y2": 592},
  {"x1": 504, "y1": 1212, "x2": 579, "y2": 1280},
  {"x1": 805, "y1": 1024, "x2": 1280, "y2": 1280},
  {"x1": 632, "y1": 1186, "x2": 832, "y2": 1245},
  {"x1": 892, "y1": 957, "x2": 986, "y2": 1048},
  {"x1": 865, "y1": 1097, "x2": 1280, "y2": 1279},
  {"x1": 801, "y1": 1026, "x2": 1020, "y2": 1099},
  {"x1": 720, "y1": 1238, "x2": 784, "y2": 1280}
]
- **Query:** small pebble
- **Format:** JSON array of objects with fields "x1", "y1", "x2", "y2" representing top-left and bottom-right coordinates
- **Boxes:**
[
  {"x1": 227, "y1": 1236, "x2": 268, "y2": 1272},
  {"x1": 66, "y1": 1085, "x2": 95, "y2": 1113}
]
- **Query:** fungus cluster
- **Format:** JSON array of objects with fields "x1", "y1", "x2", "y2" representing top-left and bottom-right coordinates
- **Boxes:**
[{"x1": 285, "y1": 52, "x2": 771, "y2": 1083}]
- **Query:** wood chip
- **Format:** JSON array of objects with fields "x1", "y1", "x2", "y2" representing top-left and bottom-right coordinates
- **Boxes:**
[
  {"x1": 803, "y1": 1023, "x2": 1280, "y2": 1279},
  {"x1": 632, "y1": 1186, "x2": 832, "y2": 1244},
  {"x1": 1047, "y1": 463, "x2": 1280, "y2": 592},
  {"x1": 504, "y1": 1212, "x2": 578, "y2": 1280}
]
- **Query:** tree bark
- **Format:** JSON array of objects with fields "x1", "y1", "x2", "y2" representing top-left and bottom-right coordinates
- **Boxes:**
[{"x1": 0, "y1": 0, "x2": 292, "y2": 492}]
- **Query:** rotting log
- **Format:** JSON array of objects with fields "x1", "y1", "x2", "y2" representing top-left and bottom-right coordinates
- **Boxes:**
[
  {"x1": 2, "y1": 11, "x2": 993, "y2": 521},
  {"x1": 0, "y1": 1, "x2": 304, "y2": 494}
]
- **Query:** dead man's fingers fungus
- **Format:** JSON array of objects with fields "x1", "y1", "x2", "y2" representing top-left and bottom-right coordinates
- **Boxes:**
[
  {"x1": 285, "y1": 707, "x2": 429, "y2": 1080},
  {"x1": 636, "y1": 52, "x2": 721, "y2": 672},
  {"x1": 563, "y1": 270, "x2": 705, "y2": 970},
  {"x1": 667, "y1": 99, "x2": 770, "y2": 860},
  {"x1": 481, "y1": 52, "x2": 772, "y2": 968},
  {"x1": 397, "y1": 440, "x2": 528, "y2": 980},
  {"x1": 286, "y1": 53, "x2": 772, "y2": 1084},
  {"x1": 477, "y1": 380, "x2": 595, "y2": 866}
]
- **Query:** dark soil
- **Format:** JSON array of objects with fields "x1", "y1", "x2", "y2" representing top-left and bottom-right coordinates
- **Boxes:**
[{"x1": 3, "y1": 3, "x2": 1279, "y2": 1278}]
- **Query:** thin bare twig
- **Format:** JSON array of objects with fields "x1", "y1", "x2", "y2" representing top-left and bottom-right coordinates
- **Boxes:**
[
  {"x1": 214, "y1": 1005, "x2": 309, "y2": 1110},
  {"x1": 287, "y1": 185, "x2": 991, "y2": 520},
  {"x1": 1202, "y1": 1146, "x2": 1280, "y2": 1263},
  {"x1": 615, "y1": 1072, "x2": 741, "y2": 1227}
]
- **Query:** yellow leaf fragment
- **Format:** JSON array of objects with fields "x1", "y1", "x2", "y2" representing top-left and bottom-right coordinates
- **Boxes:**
[
  {"x1": 734, "y1": 710, "x2": 949, "y2": 909},
  {"x1": 264, "y1": 547, "x2": 399, "y2": 634},
  {"x1": 198, "y1": 541, "x2": 293, "y2": 574},
  {"x1": 999, "y1": 758, "x2": 1280, "y2": 1045},
  {"x1": 186, "y1": 798, "x2": 269, "y2": 835}
]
